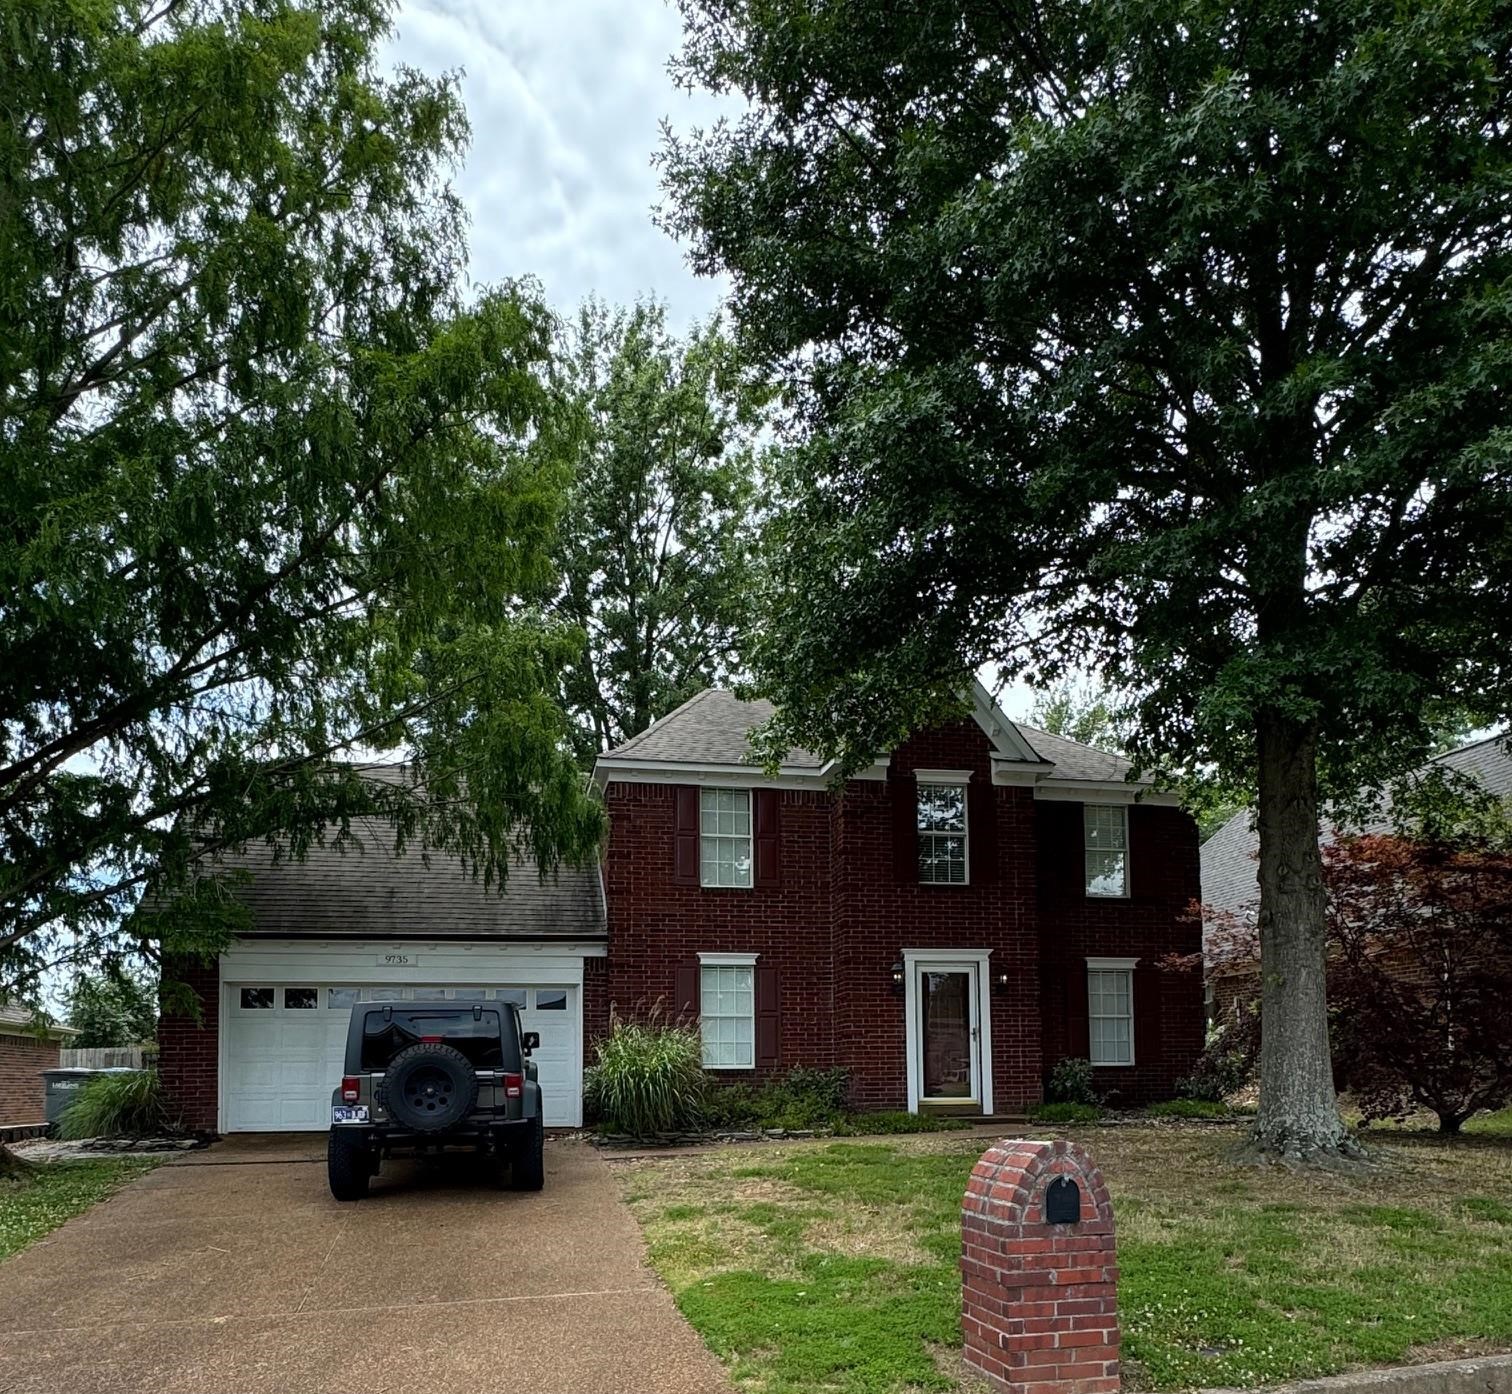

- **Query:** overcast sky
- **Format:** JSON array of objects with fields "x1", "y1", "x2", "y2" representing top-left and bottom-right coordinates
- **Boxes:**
[{"x1": 385, "y1": 0, "x2": 731, "y2": 329}]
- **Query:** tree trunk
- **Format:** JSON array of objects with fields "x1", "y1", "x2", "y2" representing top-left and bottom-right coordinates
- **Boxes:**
[{"x1": 1252, "y1": 711, "x2": 1354, "y2": 1161}]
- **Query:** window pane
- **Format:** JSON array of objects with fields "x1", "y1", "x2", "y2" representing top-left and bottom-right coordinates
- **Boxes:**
[
  {"x1": 284, "y1": 987, "x2": 318, "y2": 1009},
  {"x1": 1085, "y1": 849, "x2": 1127, "y2": 897},
  {"x1": 239, "y1": 987, "x2": 273, "y2": 1009},
  {"x1": 328, "y1": 987, "x2": 358, "y2": 1010},
  {"x1": 535, "y1": 990, "x2": 567, "y2": 1011},
  {"x1": 917, "y1": 783, "x2": 966, "y2": 833}
]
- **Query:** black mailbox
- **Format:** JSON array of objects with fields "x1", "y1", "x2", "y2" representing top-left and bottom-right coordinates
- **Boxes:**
[{"x1": 1046, "y1": 1176, "x2": 1082, "y2": 1224}]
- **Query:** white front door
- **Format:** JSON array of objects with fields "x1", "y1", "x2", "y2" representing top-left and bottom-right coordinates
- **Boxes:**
[{"x1": 914, "y1": 962, "x2": 981, "y2": 1105}]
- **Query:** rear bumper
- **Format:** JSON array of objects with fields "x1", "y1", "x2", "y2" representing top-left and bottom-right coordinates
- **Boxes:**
[{"x1": 332, "y1": 1116, "x2": 533, "y2": 1151}]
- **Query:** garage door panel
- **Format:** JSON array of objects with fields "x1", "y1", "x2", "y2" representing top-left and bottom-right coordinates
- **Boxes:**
[{"x1": 223, "y1": 979, "x2": 581, "y2": 1131}]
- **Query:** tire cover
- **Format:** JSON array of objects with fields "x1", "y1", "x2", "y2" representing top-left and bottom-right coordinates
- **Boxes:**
[{"x1": 379, "y1": 1041, "x2": 478, "y2": 1132}]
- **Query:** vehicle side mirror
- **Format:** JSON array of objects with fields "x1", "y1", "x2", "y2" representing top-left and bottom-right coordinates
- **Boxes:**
[{"x1": 521, "y1": 1030, "x2": 540, "y2": 1055}]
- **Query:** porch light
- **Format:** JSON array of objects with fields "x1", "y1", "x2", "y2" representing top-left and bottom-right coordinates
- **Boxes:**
[
  {"x1": 889, "y1": 960, "x2": 905, "y2": 995},
  {"x1": 993, "y1": 971, "x2": 1011, "y2": 994}
]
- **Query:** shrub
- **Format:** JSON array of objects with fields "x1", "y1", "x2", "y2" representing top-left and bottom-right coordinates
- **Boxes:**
[
  {"x1": 1174, "y1": 1005, "x2": 1259, "y2": 1102},
  {"x1": 1028, "y1": 1101, "x2": 1103, "y2": 1125},
  {"x1": 832, "y1": 1111, "x2": 970, "y2": 1135},
  {"x1": 703, "y1": 1066, "x2": 851, "y2": 1132},
  {"x1": 584, "y1": 1015, "x2": 706, "y2": 1137},
  {"x1": 57, "y1": 1071, "x2": 175, "y2": 1140},
  {"x1": 1146, "y1": 1097, "x2": 1230, "y2": 1119},
  {"x1": 1047, "y1": 1056, "x2": 1099, "y2": 1105}
]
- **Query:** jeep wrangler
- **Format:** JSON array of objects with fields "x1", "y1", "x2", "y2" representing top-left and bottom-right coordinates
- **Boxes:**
[{"x1": 326, "y1": 999, "x2": 545, "y2": 1201}]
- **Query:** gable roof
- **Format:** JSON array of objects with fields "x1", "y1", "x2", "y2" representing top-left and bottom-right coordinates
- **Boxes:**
[
  {"x1": 595, "y1": 686, "x2": 1146, "y2": 790},
  {"x1": 190, "y1": 765, "x2": 605, "y2": 942},
  {"x1": 0, "y1": 1003, "x2": 77, "y2": 1039},
  {"x1": 1200, "y1": 732, "x2": 1512, "y2": 926}
]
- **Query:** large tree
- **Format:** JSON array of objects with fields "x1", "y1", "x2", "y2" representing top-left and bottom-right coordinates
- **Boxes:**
[
  {"x1": 661, "y1": 0, "x2": 1512, "y2": 1158},
  {"x1": 0, "y1": 0, "x2": 602, "y2": 1004},
  {"x1": 553, "y1": 298, "x2": 762, "y2": 763}
]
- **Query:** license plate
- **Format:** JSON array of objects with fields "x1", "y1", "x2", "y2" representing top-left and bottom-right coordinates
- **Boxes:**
[{"x1": 332, "y1": 1106, "x2": 369, "y2": 1124}]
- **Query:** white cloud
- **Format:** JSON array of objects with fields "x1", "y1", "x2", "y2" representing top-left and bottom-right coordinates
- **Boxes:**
[{"x1": 385, "y1": 0, "x2": 736, "y2": 328}]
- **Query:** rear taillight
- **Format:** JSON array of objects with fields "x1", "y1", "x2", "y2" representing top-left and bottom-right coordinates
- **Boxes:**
[
  {"x1": 502, "y1": 1072, "x2": 524, "y2": 1100},
  {"x1": 341, "y1": 1076, "x2": 361, "y2": 1103}
]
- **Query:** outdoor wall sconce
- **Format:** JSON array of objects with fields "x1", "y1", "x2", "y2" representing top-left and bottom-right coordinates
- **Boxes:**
[
  {"x1": 993, "y1": 970, "x2": 1011, "y2": 994},
  {"x1": 889, "y1": 960, "x2": 905, "y2": 995}
]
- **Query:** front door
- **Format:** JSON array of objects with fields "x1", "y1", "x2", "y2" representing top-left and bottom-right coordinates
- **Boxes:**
[{"x1": 917, "y1": 964, "x2": 980, "y2": 1106}]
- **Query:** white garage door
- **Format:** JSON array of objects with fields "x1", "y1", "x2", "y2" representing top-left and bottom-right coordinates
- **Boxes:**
[{"x1": 223, "y1": 984, "x2": 581, "y2": 1131}]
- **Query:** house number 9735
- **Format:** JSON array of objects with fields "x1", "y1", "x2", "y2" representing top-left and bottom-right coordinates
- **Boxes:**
[{"x1": 377, "y1": 952, "x2": 415, "y2": 967}]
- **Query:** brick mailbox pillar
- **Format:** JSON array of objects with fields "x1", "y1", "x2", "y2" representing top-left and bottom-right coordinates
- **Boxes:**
[{"x1": 962, "y1": 1138, "x2": 1120, "y2": 1394}]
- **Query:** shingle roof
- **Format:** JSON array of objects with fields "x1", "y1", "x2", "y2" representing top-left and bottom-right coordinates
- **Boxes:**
[
  {"x1": 1012, "y1": 723, "x2": 1135, "y2": 784},
  {"x1": 603, "y1": 689, "x2": 825, "y2": 767},
  {"x1": 600, "y1": 689, "x2": 1142, "y2": 786},
  {"x1": 1200, "y1": 732, "x2": 1512, "y2": 925},
  {"x1": 196, "y1": 767, "x2": 605, "y2": 941},
  {"x1": 0, "y1": 1003, "x2": 75, "y2": 1037}
]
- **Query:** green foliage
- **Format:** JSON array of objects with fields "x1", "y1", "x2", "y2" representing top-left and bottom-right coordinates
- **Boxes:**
[
  {"x1": 0, "y1": 1159, "x2": 159, "y2": 1260},
  {"x1": 1176, "y1": 1009, "x2": 1261, "y2": 1102},
  {"x1": 57, "y1": 1071, "x2": 176, "y2": 1141},
  {"x1": 1047, "y1": 1056, "x2": 1100, "y2": 1106},
  {"x1": 1146, "y1": 1098, "x2": 1231, "y2": 1119},
  {"x1": 703, "y1": 1066, "x2": 851, "y2": 1131},
  {"x1": 1029, "y1": 681, "x2": 1123, "y2": 753},
  {"x1": 553, "y1": 298, "x2": 764, "y2": 762},
  {"x1": 0, "y1": 0, "x2": 603, "y2": 998},
  {"x1": 585, "y1": 1015, "x2": 707, "y2": 1136},
  {"x1": 1028, "y1": 1101, "x2": 1104, "y2": 1125},
  {"x1": 64, "y1": 970, "x2": 158, "y2": 1049}
]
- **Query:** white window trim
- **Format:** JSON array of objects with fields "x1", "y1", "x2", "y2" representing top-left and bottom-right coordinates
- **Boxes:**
[
  {"x1": 1086, "y1": 957, "x2": 1138, "y2": 1068},
  {"x1": 697, "y1": 953, "x2": 758, "y2": 1071},
  {"x1": 917, "y1": 779, "x2": 970, "y2": 887},
  {"x1": 700, "y1": 786, "x2": 754, "y2": 890},
  {"x1": 901, "y1": 948, "x2": 994, "y2": 1114},
  {"x1": 1083, "y1": 803, "x2": 1131, "y2": 899}
]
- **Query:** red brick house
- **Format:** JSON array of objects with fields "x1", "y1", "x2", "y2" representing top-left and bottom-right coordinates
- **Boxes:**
[
  {"x1": 0, "y1": 1005, "x2": 78, "y2": 1127},
  {"x1": 157, "y1": 684, "x2": 1202, "y2": 1132}
]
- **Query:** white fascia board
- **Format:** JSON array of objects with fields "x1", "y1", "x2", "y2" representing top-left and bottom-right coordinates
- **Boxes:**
[
  {"x1": 594, "y1": 757, "x2": 890, "y2": 791},
  {"x1": 1034, "y1": 780, "x2": 1182, "y2": 806},
  {"x1": 989, "y1": 761, "x2": 1046, "y2": 786},
  {"x1": 968, "y1": 678, "x2": 1047, "y2": 764}
]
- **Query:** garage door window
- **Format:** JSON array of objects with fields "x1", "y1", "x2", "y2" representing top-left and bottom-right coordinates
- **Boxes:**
[
  {"x1": 239, "y1": 987, "x2": 273, "y2": 1009},
  {"x1": 495, "y1": 989, "x2": 527, "y2": 1007},
  {"x1": 535, "y1": 990, "x2": 567, "y2": 1010},
  {"x1": 327, "y1": 988, "x2": 358, "y2": 1010},
  {"x1": 284, "y1": 988, "x2": 318, "y2": 1009}
]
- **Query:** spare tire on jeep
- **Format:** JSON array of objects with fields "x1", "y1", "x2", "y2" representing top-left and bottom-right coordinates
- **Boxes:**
[{"x1": 378, "y1": 1041, "x2": 478, "y2": 1132}]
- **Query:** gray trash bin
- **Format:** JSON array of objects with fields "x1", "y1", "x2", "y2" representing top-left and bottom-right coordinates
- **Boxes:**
[
  {"x1": 41, "y1": 1066, "x2": 143, "y2": 1130},
  {"x1": 42, "y1": 1068, "x2": 95, "y2": 1128}
]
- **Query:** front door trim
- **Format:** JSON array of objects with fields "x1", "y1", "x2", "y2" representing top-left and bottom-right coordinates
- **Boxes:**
[{"x1": 902, "y1": 948, "x2": 994, "y2": 1115}]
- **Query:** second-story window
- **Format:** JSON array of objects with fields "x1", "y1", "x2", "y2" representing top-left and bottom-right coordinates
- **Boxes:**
[
  {"x1": 700, "y1": 788, "x2": 753, "y2": 887},
  {"x1": 1084, "y1": 804, "x2": 1129, "y2": 897},
  {"x1": 917, "y1": 782, "x2": 968, "y2": 884}
]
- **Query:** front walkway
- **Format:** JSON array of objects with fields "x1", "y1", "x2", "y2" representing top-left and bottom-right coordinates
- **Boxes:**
[{"x1": 0, "y1": 1135, "x2": 731, "y2": 1393}]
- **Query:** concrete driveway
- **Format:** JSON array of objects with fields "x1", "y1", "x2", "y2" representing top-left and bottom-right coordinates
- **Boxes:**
[{"x1": 0, "y1": 1136, "x2": 732, "y2": 1394}]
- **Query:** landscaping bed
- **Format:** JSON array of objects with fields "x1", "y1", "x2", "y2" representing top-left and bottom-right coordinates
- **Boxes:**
[{"x1": 614, "y1": 1122, "x2": 1512, "y2": 1394}]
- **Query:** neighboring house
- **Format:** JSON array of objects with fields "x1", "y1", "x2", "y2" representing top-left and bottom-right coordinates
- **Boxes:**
[
  {"x1": 157, "y1": 683, "x2": 1203, "y2": 1132},
  {"x1": 0, "y1": 1005, "x2": 78, "y2": 1127},
  {"x1": 1200, "y1": 733, "x2": 1512, "y2": 1005}
]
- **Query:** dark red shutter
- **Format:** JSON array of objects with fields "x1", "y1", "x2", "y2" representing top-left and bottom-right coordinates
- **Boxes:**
[
  {"x1": 754, "y1": 788, "x2": 782, "y2": 887},
  {"x1": 891, "y1": 774, "x2": 918, "y2": 883},
  {"x1": 756, "y1": 966, "x2": 780, "y2": 1069},
  {"x1": 674, "y1": 962, "x2": 700, "y2": 1022},
  {"x1": 673, "y1": 785, "x2": 700, "y2": 886},
  {"x1": 1134, "y1": 963, "x2": 1161, "y2": 1066},
  {"x1": 968, "y1": 778, "x2": 996, "y2": 885},
  {"x1": 1065, "y1": 964, "x2": 1090, "y2": 1059}
]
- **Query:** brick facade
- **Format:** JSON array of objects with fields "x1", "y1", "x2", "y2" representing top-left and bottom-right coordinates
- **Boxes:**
[
  {"x1": 157, "y1": 957, "x2": 221, "y2": 1132},
  {"x1": 0, "y1": 1032, "x2": 59, "y2": 1126},
  {"x1": 603, "y1": 717, "x2": 1202, "y2": 1113}
]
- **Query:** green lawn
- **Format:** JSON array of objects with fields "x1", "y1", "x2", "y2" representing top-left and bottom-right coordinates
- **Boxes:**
[
  {"x1": 617, "y1": 1124, "x2": 1512, "y2": 1393},
  {"x1": 1, "y1": 1158, "x2": 159, "y2": 1261}
]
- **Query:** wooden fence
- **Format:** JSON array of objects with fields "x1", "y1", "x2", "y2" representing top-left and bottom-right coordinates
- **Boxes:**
[{"x1": 57, "y1": 1046, "x2": 154, "y2": 1070}]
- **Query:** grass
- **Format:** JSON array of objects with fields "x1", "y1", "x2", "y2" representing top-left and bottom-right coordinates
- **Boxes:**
[
  {"x1": 616, "y1": 1123, "x2": 1512, "y2": 1394},
  {"x1": 1, "y1": 1158, "x2": 159, "y2": 1261}
]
